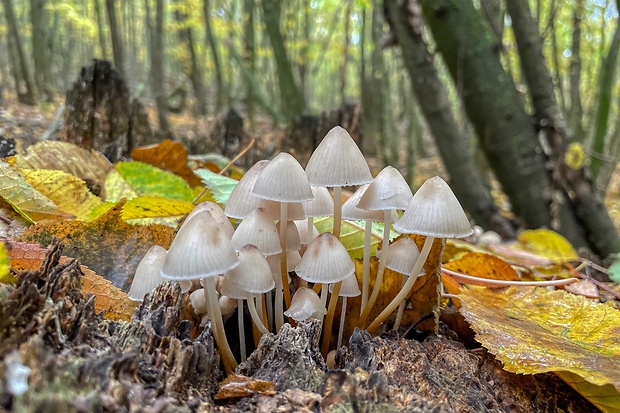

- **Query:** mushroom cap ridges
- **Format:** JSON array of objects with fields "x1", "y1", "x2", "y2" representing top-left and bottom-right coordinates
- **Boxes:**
[
  {"x1": 295, "y1": 232, "x2": 354, "y2": 284},
  {"x1": 394, "y1": 176, "x2": 473, "y2": 238},
  {"x1": 357, "y1": 166, "x2": 413, "y2": 211},
  {"x1": 305, "y1": 126, "x2": 373, "y2": 187},
  {"x1": 128, "y1": 245, "x2": 167, "y2": 301},
  {"x1": 252, "y1": 152, "x2": 313, "y2": 202}
]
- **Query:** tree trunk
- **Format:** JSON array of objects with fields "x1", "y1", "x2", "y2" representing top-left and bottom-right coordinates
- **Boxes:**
[
  {"x1": 385, "y1": 0, "x2": 516, "y2": 238},
  {"x1": 244, "y1": 0, "x2": 256, "y2": 128},
  {"x1": 203, "y1": 0, "x2": 224, "y2": 113},
  {"x1": 568, "y1": 0, "x2": 585, "y2": 142},
  {"x1": 340, "y1": 1, "x2": 352, "y2": 106},
  {"x1": 105, "y1": 0, "x2": 125, "y2": 79},
  {"x1": 261, "y1": 0, "x2": 304, "y2": 122},
  {"x1": 150, "y1": 0, "x2": 170, "y2": 133},
  {"x1": 420, "y1": 1, "x2": 557, "y2": 234},
  {"x1": 1, "y1": 0, "x2": 36, "y2": 105},
  {"x1": 506, "y1": 0, "x2": 619, "y2": 256},
  {"x1": 29, "y1": 0, "x2": 52, "y2": 101}
]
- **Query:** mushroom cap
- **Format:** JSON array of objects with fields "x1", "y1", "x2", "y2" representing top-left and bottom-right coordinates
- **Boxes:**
[
  {"x1": 225, "y1": 160, "x2": 270, "y2": 219},
  {"x1": 382, "y1": 237, "x2": 420, "y2": 275},
  {"x1": 252, "y1": 152, "x2": 313, "y2": 202},
  {"x1": 357, "y1": 166, "x2": 413, "y2": 211},
  {"x1": 277, "y1": 220, "x2": 301, "y2": 251},
  {"x1": 187, "y1": 201, "x2": 234, "y2": 238},
  {"x1": 284, "y1": 286, "x2": 326, "y2": 322},
  {"x1": 230, "y1": 208, "x2": 282, "y2": 256},
  {"x1": 330, "y1": 272, "x2": 361, "y2": 297},
  {"x1": 295, "y1": 232, "x2": 354, "y2": 284},
  {"x1": 162, "y1": 211, "x2": 239, "y2": 280},
  {"x1": 303, "y1": 186, "x2": 334, "y2": 217},
  {"x1": 128, "y1": 245, "x2": 167, "y2": 301},
  {"x1": 294, "y1": 219, "x2": 319, "y2": 245},
  {"x1": 190, "y1": 288, "x2": 208, "y2": 315},
  {"x1": 221, "y1": 245, "x2": 275, "y2": 296},
  {"x1": 286, "y1": 250, "x2": 302, "y2": 272},
  {"x1": 394, "y1": 176, "x2": 473, "y2": 238},
  {"x1": 342, "y1": 184, "x2": 398, "y2": 221},
  {"x1": 305, "y1": 126, "x2": 373, "y2": 187}
]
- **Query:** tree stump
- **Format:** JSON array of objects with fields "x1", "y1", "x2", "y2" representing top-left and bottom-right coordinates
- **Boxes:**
[{"x1": 60, "y1": 59, "x2": 153, "y2": 162}]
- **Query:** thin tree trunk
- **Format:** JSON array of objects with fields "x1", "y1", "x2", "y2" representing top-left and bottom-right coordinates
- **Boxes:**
[
  {"x1": 29, "y1": 0, "x2": 52, "y2": 101},
  {"x1": 244, "y1": 0, "x2": 255, "y2": 128},
  {"x1": 340, "y1": 1, "x2": 352, "y2": 106},
  {"x1": 105, "y1": 0, "x2": 125, "y2": 79},
  {"x1": 93, "y1": 0, "x2": 108, "y2": 59},
  {"x1": 1, "y1": 0, "x2": 36, "y2": 105},
  {"x1": 569, "y1": 0, "x2": 585, "y2": 142},
  {"x1": 261, "y1": 0, "x2": 304, "y2": 122},
  {"x1": 480, "y1": 0, "x2": 504, "y2": 44},
  {"x1": 203, "y1": 0, "x2": 224, "y2": 112},
  {"x1": 150, "y1": 0, "x2": 169, "y2": 133},
  {"x1": 386, "y1": 0, "x2": 516, "y2": 238},
  {"x1": 506, "y1": 0, "x2": 619, "y2": 256}
]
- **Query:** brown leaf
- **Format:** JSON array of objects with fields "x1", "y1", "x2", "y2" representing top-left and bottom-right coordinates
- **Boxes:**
[
  {"x1": 131, "y1": 139, "x2": 203, "y2": 187},
  {"x1": 81, "y1": 266, "x2": 139, "y2": 321},
  {"x1": 215, "y1": 374, "x2": 276, "y2": 399}
]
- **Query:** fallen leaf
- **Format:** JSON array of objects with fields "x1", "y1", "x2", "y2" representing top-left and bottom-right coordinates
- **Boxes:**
[
  {"x1": 556, "y1": 370, "x2": 620, "y2": 413},
  {"x1": 0, "y1": 161, "x2": 71, "y2": 223},
  {"x1": 442, "y1": 239, "x2": 486, "y2": 263},
  {"x1": 19, "y1": 169, "x2": 102, "y2": 220},
  {"x1": 86, "y1": 196, "x2": 195, "y2": 226},
  {"x1": 18, "y1": 200, "x2": 174, "y2": 291},
  {"x1": 194, "y1": 168, "x2": 239, "y2": 205},
  {"x1": 516, "y1": 229, "x2": 579, "y2": 264},
  {"x1": 8, "y1": 140, "x2": 113, "y2": 197},
  {"x1": 2, "y1": 240, "x2": 49, "y2": 272},
  {"x1": 113, "y1": 161, "x2": 195, "y2": 202},
  {"x1": 442, "y1": 252, "x2": 520, "y2": 287},
  {"x1": 131, "y1": 139, "x2": 203, "y2": 187},
  {"x1": 313, "y1": 218, "x2": 395, "y2": 259},
  {"x1": 564, "y1": 279, "x2": 599, "y2": 299},
  {"x1": 0, "y1": 243, "x2": 11, "y2": 283},
  {"x1": 460, "y1": 286, "x2": 620, "y2": 391},
  {"x1": 215, "y1": 374, "x2": 275, "y2": 399},
  {"x1": 81, "y1": 266, "x2": 139, "y2": 321}
]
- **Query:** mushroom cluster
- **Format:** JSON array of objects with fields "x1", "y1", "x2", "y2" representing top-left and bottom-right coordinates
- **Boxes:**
[{"x1": 128, "y1": 126, "x2": 473, "y2": 375}]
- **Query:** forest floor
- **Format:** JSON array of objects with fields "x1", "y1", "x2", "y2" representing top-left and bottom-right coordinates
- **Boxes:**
[{"x1": 0, "y1": 96, "x2": 616, "y2": 412}]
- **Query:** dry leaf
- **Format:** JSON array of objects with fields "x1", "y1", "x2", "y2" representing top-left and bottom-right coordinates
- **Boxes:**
[
  {"x1": 17, "y1": 200, "x2": 174, "y2": 291},
  {"x1": 131, "y1": 139, "x2": 203, "y2": 187},
  {"x1": 460, "y1": 286, "x2": 620, "y2": 390},
  {"x1": 215, "y1": 374, "x2": 275, "y2": 399},
  {"x1": 516, "y1": 229, "x2": 579, "y2": 264},
  {"x1": 556, "y1": 371, "x2": 620, "y2": 413},
  {"x1": 81, "y1": 266, "x2": 139, "y2": 321},
  {"x1": 442, "y1": 252, "x2": 520, "y2": 287}
]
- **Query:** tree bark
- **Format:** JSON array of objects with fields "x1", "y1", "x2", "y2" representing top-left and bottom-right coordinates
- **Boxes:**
[
  {"x1": 105, "y1": 0, "x2": 125, "y2": 79},
  {"x1": 244, "y1": 0, "x2": 256, "y2": 128},
  {"x1": 506, "y1": 0, "x2": 619, "y2": 256},
  {"x1": 568, "y1": 0, "x2": 585, "y2": 141},
  {"x1": 203, "y1": 0, "x2": 224, "y2": 112},
  {"x1": 385, "y1": 0, "x2": 516, "y2": 238},
  {"x1": 1, "y1": 0, "x2": 37, "y2": 105},
  {"x1": 150, "y1": 0, "x2": 170, "y2": 133},
  {"x1": 29, "y1": 0, "x2": 52, "y2": 101},
  {"x1": 261, "y1": 0, "x2": 304, "y2": 122}
]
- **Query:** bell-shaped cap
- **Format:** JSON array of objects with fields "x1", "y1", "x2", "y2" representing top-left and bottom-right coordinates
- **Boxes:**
[
  {"x1": 295, "y1": 232, "x2": 354, "y2": 284},
  {"x1": 277, "y1": 220, "x2": 301, "y2": 251},
  {"x1": 179, "y1": 280, "x2": 193, "y2": 293},
  {"x1": 252, "y1": 152, "x2": 313, "y2": 202},
  {"x1": 284, "y1": 286, "x2": 326, "y2": 322},
  {"x1": 190, "y1": 288, "x2": 208, "y2": 315},
  {"x1": 286, "y1": 250, "x2": 302, "y2": 272},
  {"x1": 162, "y1": 211, "x2": 239, "y2": 280},
  {"x1": 221, "y1": 245, "x2": 275, "y2": 297},
  {"x1": 382, "y1": 237, "x2": 420, "y2": 275},
  {"x1": 305, "y1": 126, "x2": 373, "y2": 187},
  {"x1": 225, "y1": 160, "x2": 269, "y2": 219},
  {"x1": 186, "y1": 201, "x2": 234, "y2": 238},
  {"x1": 303, "y1": 186, "x2": 334, "y2": 217},
  {"x1": 330, "y1": 272, "x2": 361, "y2": 297},
  {"x1": 128, "y1": 245, "x2": 167, "y2": 301},
  {"x1": 342, "y1": 184, "x2": 398, "y2": 222},
  {"x1": 294, "y1": 219, "x2": 319, "y2": 246},
  {"x1": 231, "y1": 208, "x2": 282, "y2": 256},
  {"x1": 261, "y1": 200, "x2": 306, "y2": 221},
  {"x1": 394, "y1": 176, "x2": 473, "y2": 239},
  {"x1": 357, "y1": 166, "x2": 413, "y2": 211}
]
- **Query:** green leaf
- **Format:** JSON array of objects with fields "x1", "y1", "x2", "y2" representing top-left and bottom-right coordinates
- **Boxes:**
[
  {"x1": 608, "y1": 259, "x2": 620, "y2": 284},
  {"x1": 0, "y1": 243, "x2": 12, "y2": 283},
  {"x1": 194, "y1": 168, "x2": 239, "y2": 205},
  {"x1": 313, "y1": 217, "x2": 397, "y2": 259},
  {"x1": 112, "y1": 161, "x2": 195, "y2": 202}
]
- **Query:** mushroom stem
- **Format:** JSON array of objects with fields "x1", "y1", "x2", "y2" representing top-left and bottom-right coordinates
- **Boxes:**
[
  {"x1": 333, "y1": 186, "x2": 342, "y2": 238},
  {"x1": 246, "y1": 293, "x2": 270, "y2": 335},
  {"x1": 393, "y1": 274, "x2": 407, "y2": 330},
  {"x1": 203, "y1": 277, "x2": 238, "y2": 374},
  {"x1": 238, "y1": 299, "x2": 246, "y2": 362},
  {"x1": 275, "y1": 280, "x2": 284, "y2": 330},
  {"x1": 366, "y1": 236, "x2": 435, "y2": 333},
  {"x1": 321, "y1": 280, "x2": 342, "y2": 357},
  {"x1": 319, "y1": 284, "x2": 329, "y2": 321},
  {"x1": 280, "y1": 203, "x2": 292, "y2": 310},
  {"x1": 337, "y1": 297, "x2": 348, "y2": 348},
  {"x1": 307, "y1": 216, "x2": 314, "y2": 249},
  {"x1": 357, "y1": 211, "x2": 391, "y2": 328},
  {"x1": 361, "y1": 219, "x2": 372, "y2": 314},
  {"x1": 265, "y1": 290, "x2": 274, "y2": 332}
]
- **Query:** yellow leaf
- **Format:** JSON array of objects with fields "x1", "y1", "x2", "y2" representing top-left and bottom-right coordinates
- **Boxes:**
[
  {"x1": 460, "y1": 286, "x2": 620, "y2": 391},
  {"x1": 9, "y1": 140, "x2": 113, "y2": 198},
  {"x1": 19, "y1": 169, "x2": 102, "y2": 220},
  {"x1": 0, "y1": 243, "x2": 12, "y2": 283},
  {"x1": 104, "y1": 169, "x2": 139, "y2": 202},
  {"x1": 443, "y1": 252, "x2": 520, "y2": 286},
  {"x1": 517, "y1": 229, "x2": 579, "y2": 264},
  {"x1": 556, "y1": 371, "x2": 620, "y2": 413},
  {"x1": 0, "y1": 161, "x2": 71, "y2": 223},
  {"x1": 85, "y1": 196, "x2": 195, "y2": 226}
]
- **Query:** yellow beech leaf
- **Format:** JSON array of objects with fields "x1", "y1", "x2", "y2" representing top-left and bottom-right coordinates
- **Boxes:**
[
  {"x1": 8, "y1": 140, "x2": 113, "y2": 198},
  {"x1": 104, "y1": 169, "x2": 139, "y2": 202},
  {"x1": 81, "y1": 266, "x2": 139, "y2": 321},
  {"x1": 18, "y1": 200, "x2": 174, "y2": 291},
  {"x1": 86, "y1": 196, "x2": 195, "y2": 226},
  {"x1": 556, "y1": 371, "x2": 620, "y2": 413},
  {"x1": 443, "y1": 239, "x2": 486, "y2": 263},
  {"x1": 460, "y1": 286, "x2": 620, "y2": 391},
  {"x1": 19, "y1": 169, "x2": 102, "y2": 220},
  {"x1": 517, "y1": 229, "x2": 579, "y2": 264},
  {"x1": 0, "y1": 243, "x2": 11, "y2": 283},
  {"x1": 0, "y1": 161, "x2": 71, "y2": 223},
  {"x1": 443, "y1": 252, "x2": 520, "y2": 286}
]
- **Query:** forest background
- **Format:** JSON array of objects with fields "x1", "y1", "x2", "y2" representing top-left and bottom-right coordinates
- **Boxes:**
[{"x1": 1, "y1": 0, "x2": 620, "y2": 258}]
